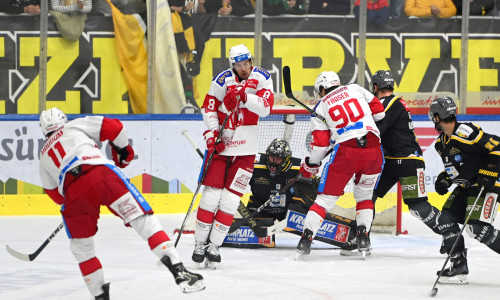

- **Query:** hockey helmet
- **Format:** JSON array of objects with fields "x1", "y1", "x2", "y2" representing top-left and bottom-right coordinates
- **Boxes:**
[
  {"x1": 370, "y1": 70, "x2": 394, "y2": 93},
  {"x1": 314, "y1": 71, "x2": 340, "y2": 100},
  {"x1": 428, "y1": 97, "x2": 457, "y2": 123},
  {"x1": 228, "y1": 44, "x2": 252, "y2": 67},
  {"x1": 266, "y1": 138, "x2": 292, "y2": 177},
  {"x1": 40, "y1": 107, "x2": 68, "y2": 137}
]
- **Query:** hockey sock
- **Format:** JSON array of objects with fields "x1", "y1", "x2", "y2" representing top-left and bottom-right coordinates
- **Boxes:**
[
  {"x1": 195, "y1": 208, "x2": 215, "y2": 243},
  {"x1": 209, "y1": 210, "x2": 234, "y2": 246},
  {"x1": 303, "y1": 204, "x2": 327, "y2": 236},
  {"x1": 355, "y1": 200, "x2": 374, "y2": 232},
  {"x1": 466, "y1": 223, "x2": 500, "y2": 254},
  {"x1": 408, "y1": 201, "x2": 441, "y2": 234}
]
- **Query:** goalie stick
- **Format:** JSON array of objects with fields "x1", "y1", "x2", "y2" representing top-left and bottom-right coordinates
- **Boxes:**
[
  {"x1": 282, "y1": 66, "x2": 326, "y2": 123},
  {"x1": 6, "y1": 222, "x2": 64, "y2": 262},
  {"x1": 228, "y1": 174, "x2": 303, "y2": 237},
  {"x1": 430, "y1": 186, "x2": 485, "y2": 297}
]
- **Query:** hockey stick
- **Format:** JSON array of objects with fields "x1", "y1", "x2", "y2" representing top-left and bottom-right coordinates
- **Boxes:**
[
  {"x1": 174, "y1": 112, "x2": 232, "y2": 247},
  {"x1": 182, "y1": 130, "x2": 204, "y2": 159},
  {"x1": 282, "y1": 66, "x2": 326, "y2": 123},
  {"x1": 430, "y1": 186, "x2": 485, "y2": 297},
  {"x1": 6, "y1": 222, "x2": 64, "y2": 261},
  {"x1": 228, "y1": 174, "x2": 303, "y2": 236}
]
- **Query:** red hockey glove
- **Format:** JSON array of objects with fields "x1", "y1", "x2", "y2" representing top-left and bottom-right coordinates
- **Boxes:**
[
  {"x1": 300, "y1": 157, "x2": 321, "y2": 178},
  {"x1": 223, "y1": 85, "x2": 246, "y2": 112},
  {"x1": 110, "y1": 142, "x2": 134, "y2": 168},
  {"x1": 204, "y1": 130, "x2": 225, "y2": 155}
]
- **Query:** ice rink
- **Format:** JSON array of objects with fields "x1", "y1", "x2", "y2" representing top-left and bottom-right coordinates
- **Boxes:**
[{"x1": 1, "y1": 213, "x2": 499, "y2": 300}]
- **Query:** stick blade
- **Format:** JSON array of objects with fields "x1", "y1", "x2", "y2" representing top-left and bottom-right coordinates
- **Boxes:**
[
  {"x1": 430, "y1": 287, "x2": 438, "y2": 297},
  {"x1": 6, "y1": 245, "x2": 33, "y2": 261},
  {"x1": 282, "y1": 66, "x2": 293, "y2": 97}
]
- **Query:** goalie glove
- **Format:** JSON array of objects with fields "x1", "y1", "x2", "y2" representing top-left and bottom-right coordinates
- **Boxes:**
[
  {"x1": 300, "y1": 157, "x2": 321, "y2": 178},
  {"x1": 435, "y1": 171, "x2": 452, "y2": 195},
  {"x1": 110, "y1": 142, "x2": 134, "y2": 168},
  {"x1": 204, "y1": 130, "x2": 225, "y2": 156},
  {"x1": 477, "y1": 166, "x2": 499, "y2": 190}
]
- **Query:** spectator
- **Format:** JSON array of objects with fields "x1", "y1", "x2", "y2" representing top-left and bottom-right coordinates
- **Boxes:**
[
  {"x1": 49, "y1": 0, "x2": 92, "y2": 41},
  {"x1": 353, "y1": 0, "x2": 390, "y2": 27},
  {"x1": 404, "y1": 0, "x2": 457, "y2": 18},
  {"x1": 264, "y1": 0, "x2": 306, "y2": 15},
  {"x1": 202, "y1": 0, "x2": 233, "y2": 15},
  {"x1": 452, "y1": 0, "x2": 495, "y2": 15},
  {"x1": 0, "y1": 0, "x2": 40, "y2": 15},
  {"x1": 307, "y1": 0, "x2": 351, "y2": 15},
  {"x1": 390, "y1": 0, "x2": 405, "y2": 18}
]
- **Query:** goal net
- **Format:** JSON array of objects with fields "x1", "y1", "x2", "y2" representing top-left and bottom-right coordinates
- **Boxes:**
[{"x1": 176, "y1": 106, "x2": 405, "y2": 235}]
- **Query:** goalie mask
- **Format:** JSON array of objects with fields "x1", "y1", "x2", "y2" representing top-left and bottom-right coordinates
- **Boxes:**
[
  {"x1": 40, "y1": 107, "x2": 68, "y2": 137},
  {"x1": 266, "y1": 138, "x2": 292, "y2": 177},
  {"x1": 228, "y1": 44, "x2": 252, "y2": 67},
  {"x1": 314, "y1": 71, "x2": 340, "y2": 100}
]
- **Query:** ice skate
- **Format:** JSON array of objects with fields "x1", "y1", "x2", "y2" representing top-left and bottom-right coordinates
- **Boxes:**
[
  {"x1": 355, "y1": 225, "x2": 371, "y2": 259},
  {"x1": 342, "y1": 229, "x2": 371, "y2": 257},
  {"x1": 437, "y1": 249, "x2": 469, "y2": 285},
  {"x1": 192, "y1": 242, "x2": 208, "y2": 268},
  {"x1": 95, "y1": 283, "x2": 110, "y2": 300},
  {"x1": 161, "y1": 256, "x2": 206, "y2": 293},
  {"x1": 295, "y1": 229, "x2": 313, "y2": 259},
  {"x1": 205, "y1": 243, "x2": 221, "y2": 270}
]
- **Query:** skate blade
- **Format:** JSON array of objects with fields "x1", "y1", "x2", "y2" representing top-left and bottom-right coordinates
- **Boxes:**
[
  {"x1": 179, "y1": 279, "x2": 206, "y2": 294},
  {"x1": 294, "y1": 250, "x2": 307, "y2": 261},
  {"x1": 438, "y1": 274, "x2": 468, "y2": 285},
  {"x1": 340, "y1": 249, "x2": 371, "y2": 257},
  {"x1": 204, "y1": 260, "x2": 218, "y2": 270}
]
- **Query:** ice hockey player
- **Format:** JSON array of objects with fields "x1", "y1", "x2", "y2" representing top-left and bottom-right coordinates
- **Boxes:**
[
  {"x1": 341, "y1": 70, "x2": 449, "y2": 255},
  {"x1": 38, "y1": 108, "x2": 205, "y2": 299},
  {"x1": 225, "y1": 138, "x2": 356, "y2": 249},
  {"x1": 429, "y1": 97, "x2": 500, "y2": 284},
  {"x1": 296, "y1": 71, "x2": 385, "y2": 258},
  {"x1": 192, "y1": 44, "x2": 274, "y2": 269}
]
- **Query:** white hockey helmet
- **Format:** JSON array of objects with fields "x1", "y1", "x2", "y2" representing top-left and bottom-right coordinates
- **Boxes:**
[
  {"x1": 39, "y1": 107, "x2": 68, "y2": 136},
  {"x1": 228, "y1": 44, "x2": 252, "y2": 67},
  {"x1": 314, "y1": 71, "x2": 341, "y2": 99}
]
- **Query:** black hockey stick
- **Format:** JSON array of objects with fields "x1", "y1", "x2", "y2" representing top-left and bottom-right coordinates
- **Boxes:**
[
  {"x1": 430, "y1": 186, "x2": 485, "y2": 297},
  {"x1": 228, "y1": 174, "x2": 303, "y2": 236},
  {"x1": 282, "y1": 66, "x2": 326, "y2": 123},
  {"x1": 6, "y1": 222, "x2": 64, "y2": 261},
  {"x1": 182, "y1": 130, "x2": 205, "y2": 159},
  {"x1": 174, "y1": 112, "x2": 232, "y2": 247}
]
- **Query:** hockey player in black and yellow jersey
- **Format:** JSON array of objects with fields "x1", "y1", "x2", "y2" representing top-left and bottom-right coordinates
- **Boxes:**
[{"x1": 430, "y1": 96, "x2": 500, "y2": 284}]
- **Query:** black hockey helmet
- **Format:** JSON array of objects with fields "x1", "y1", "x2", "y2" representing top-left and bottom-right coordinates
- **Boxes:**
[
  {"x1": 370, "y1": 70, "x2": 394, "y2": 94},
  {"x1": 428, "y1": 97, "x2": 457, "y2": 123},
  {"x1": 266, "y1": 138, "x2": 292, "y2": 177}
]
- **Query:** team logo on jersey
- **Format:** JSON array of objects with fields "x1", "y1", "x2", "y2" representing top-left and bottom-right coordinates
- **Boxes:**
[
  {"x1": 449, "y1": 147, "x2": 461, "y2": 155},
  {"x1": 253, "y1": 67, "x2": 270, "y2": 79},
  {"x1": 215, "y1": 70, "x2": 232, "y2": 87},
  {"x1": 456, "y1": 124, "x2": 473, "y2": 138},
  {"x1": 484, "y1": 195, "x2": 494, "y2": 219},
  {"x1": 226, "y1": 111, "x2": 245, "y2": 130},
  {"x1": 255, "y1": 177, "x2": 270, "y2": 184},
  {"x1": 454, "y1": 154, "x2": 462, "y2": 162}
]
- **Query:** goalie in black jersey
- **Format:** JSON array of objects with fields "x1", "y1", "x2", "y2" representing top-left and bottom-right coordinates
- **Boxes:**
[
  {"x1": 224, "y1": 138, "x2": 356, "y2": 249},
  {"x1": 340, "y1": 70, "x2": 452, "y2": 256},
  {"x1": 429, "y1": 97, "x2": 500, "y2": 284}
]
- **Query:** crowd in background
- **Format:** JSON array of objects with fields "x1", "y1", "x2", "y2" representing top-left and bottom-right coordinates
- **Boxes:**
[{"x1": 0, "y1": 0, "x2": 498, "y2": 112}]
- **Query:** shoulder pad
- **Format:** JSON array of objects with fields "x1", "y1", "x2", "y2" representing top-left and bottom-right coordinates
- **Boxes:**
[
  {"x1": 252, "y1": 67, "x2": 271, "y2": 80},
  {"x1": 213, "y1": 70, "x2": 232, "y2": 87},
  {"x1": 455, "y1": 124, "x2": 475, "y2": 139}
]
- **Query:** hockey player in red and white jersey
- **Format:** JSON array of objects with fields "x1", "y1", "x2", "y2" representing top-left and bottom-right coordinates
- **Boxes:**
[
  {"x1": 38, "y1": 108, "x2": 205, "y2": 299},
  {"x1": 296, "y1": 71, "x2": 385, "y2": 258},
  {"x1": 192, "y1": 44, "x2": 274, "y2": 268}
]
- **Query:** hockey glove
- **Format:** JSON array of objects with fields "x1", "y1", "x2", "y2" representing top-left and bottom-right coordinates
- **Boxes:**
[
  {"x1": 435, "y1": 171, "x2": 452, "y2": 195},
  {"x1": 477, "y1": 166, "x2": 499, "y2": 190},
  {"x1": 110, "y1": 143, "x2": 134, "y2": 168},
  {"x1": 300, "y1": 157, "x2": 321, "y2": 178},
  {"x1": 204, "y1": 130, "x2": 225, "y2": 156}
]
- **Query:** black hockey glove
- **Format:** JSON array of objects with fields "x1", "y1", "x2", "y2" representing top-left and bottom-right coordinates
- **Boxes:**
[
  {"x1": 477, "y1": 166, "x2": 499, "y2": 191},
  {"x1": 435, "y1": 171, "x2": 452, "y2": 195}
]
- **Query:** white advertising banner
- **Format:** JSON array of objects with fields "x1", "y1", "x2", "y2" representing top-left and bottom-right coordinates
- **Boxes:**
[{"x1": 1, "y1": 119, "x2": 499, "y2": 192}]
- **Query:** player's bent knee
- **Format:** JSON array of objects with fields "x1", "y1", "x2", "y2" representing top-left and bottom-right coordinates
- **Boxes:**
[
  {"x1": 70, "y1": 237, "x2": 96, "y2": 263},
  {"x1": 199, "y1": 186, "x2": 223, "y2": 212},
  {"x1": 465, "y1": 223, "x2": 495, "y2": 243},
  {"x1": 314, "y1": 194, "x2": 340, "y2": 212},
  {"x1": 219, "y1": 188, "x2": 241, "y2": 214}
]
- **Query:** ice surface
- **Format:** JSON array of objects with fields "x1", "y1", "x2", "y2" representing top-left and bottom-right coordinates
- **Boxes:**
[{"x1": 1, "y1": 213, "x2": 499, "y2": 300}]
